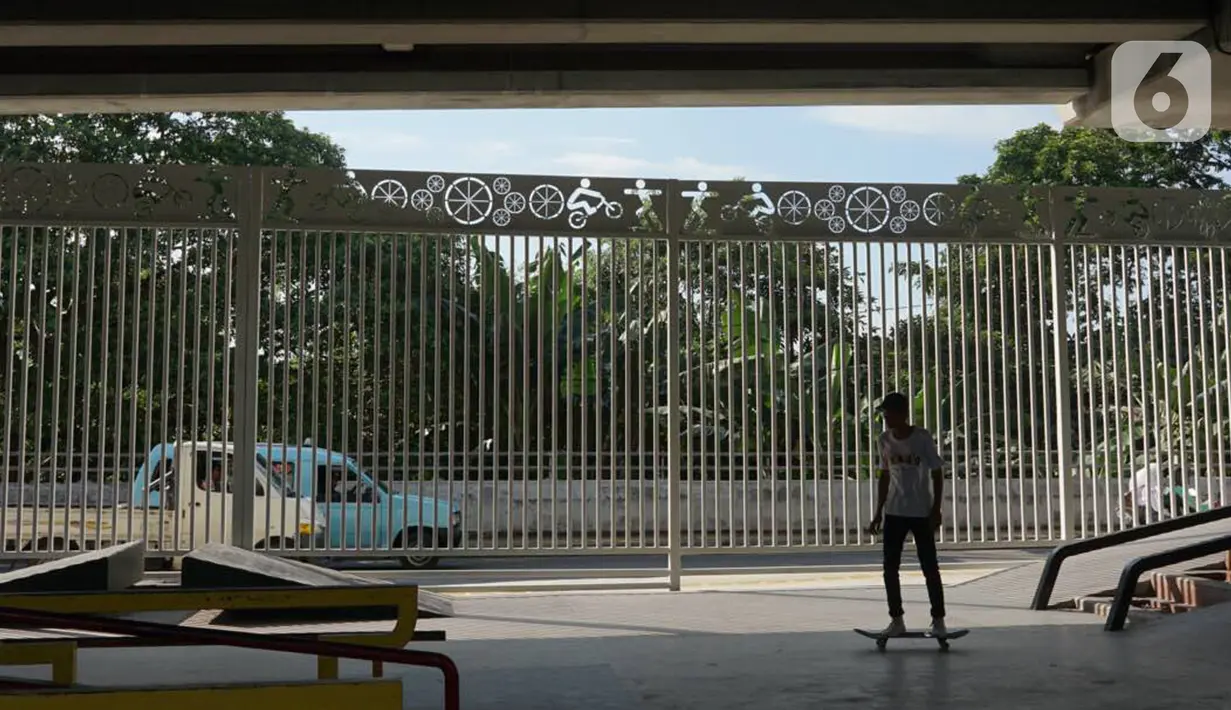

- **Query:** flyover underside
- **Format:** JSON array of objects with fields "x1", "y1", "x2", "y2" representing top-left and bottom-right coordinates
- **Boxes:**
[
  {"x1": 0, "y1": 45, "x2": 1089, "y2": 113},
  {"x1": 0, "y1": 0, "x2": 1214, "y2": 113}
]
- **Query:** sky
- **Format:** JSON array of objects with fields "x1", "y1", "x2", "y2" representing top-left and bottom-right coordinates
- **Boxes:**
[
  {"x1": 287, "y1": 104, "x2": 1065, "y2": 185},
  {"x1": 286, "y1": 105, "x2": 1068, "y2": 325}
]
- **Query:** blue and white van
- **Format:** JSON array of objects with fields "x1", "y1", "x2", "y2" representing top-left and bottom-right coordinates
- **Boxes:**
[{"x1": 256, "y1": 441, "x2": 462, "y2": 569}]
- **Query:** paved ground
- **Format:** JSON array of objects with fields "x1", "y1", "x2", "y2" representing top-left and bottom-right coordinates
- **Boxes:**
[
  {"x1": 313, "y1": 548, "x2": 1051, "y2": 587},
  {"x1": 10, "y1": 562, "x2": 1229, "y2": 709}
]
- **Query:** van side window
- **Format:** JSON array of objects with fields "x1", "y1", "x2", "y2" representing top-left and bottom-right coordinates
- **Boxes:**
[
  {"x1": 269, "y1": 461, "x2": 296, "y2": 495},
  {"x1": 315, "y1": 464, "x2": 358, "y2": 503},
  {"x1": 314, "y1": 464, "x2": 331, "y2": 502},
  {"x1": 148, "y1": 457, "x2": 174, "y2": 492},
  {"x1": 147, "y1": 456, "x2": 176, "y2": 507},
  {"x1": 193, "y1": 452, "x2": 267, "y2": 496},
  {"x1": 195, "y1": 452, "x2": 227, "y2": 493}
]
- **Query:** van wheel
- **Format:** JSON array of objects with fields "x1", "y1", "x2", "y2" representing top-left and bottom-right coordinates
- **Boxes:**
[{"x1": 393, "y1": 529, "x2": 440, "y2": 570}]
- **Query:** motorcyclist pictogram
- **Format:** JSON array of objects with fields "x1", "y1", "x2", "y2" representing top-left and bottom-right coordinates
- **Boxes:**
[
  {"x1": 566, "y1": 178, "x2": 624, "y2": 229},
  {"x1": 720, "y1": 182, "x2": 775, "y2": 234}
]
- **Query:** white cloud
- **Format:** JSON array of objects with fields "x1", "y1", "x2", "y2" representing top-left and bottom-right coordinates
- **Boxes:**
[
  {"x1": 465, "y1": 139, "x2": 518, "y2": 159},
  {"x1": 329, "y1": 130, "x2": 423, "y2": 150},
  {"x1": 552, "y1": 152, "x2": 754, "y2": 180},
  {"x1": 564, "y1": 136, "x2": 639, "y2": 149},
  {"x1": 314, "y1": 124, "x2": 765, "y2": 181},
  {"x1": 808, "y1": 105, "x2": 1064, "y2": 142}
]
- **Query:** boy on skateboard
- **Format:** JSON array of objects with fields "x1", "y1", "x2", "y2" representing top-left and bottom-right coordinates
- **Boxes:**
[{"x1": 867, "y1": 392, "x2": 947, "y2": 638}]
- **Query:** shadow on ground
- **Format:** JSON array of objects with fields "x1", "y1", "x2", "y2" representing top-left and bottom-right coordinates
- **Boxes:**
[{"x1": 1, "y1": 601, "x2": 1218, "y2": 710}]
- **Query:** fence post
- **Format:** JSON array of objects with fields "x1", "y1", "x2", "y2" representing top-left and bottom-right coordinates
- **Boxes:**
[
  {"x1": 1049, "y1": 195, "x2": 1078, "y2": 541},
  {"x1": 230, "y1": 167, "x2": 263, "y2": 549},
  {"x1": 664, "y1": 181, "x2": 683, "y2": 590}
]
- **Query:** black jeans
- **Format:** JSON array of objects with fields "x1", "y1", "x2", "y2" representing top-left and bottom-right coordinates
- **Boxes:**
[{"x1": 882, "y1": 514, "x2": 946, "y2": 620}]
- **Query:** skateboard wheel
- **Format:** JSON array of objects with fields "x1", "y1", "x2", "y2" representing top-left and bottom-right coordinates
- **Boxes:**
[
  {"x1": 876, "y1": 640, "x2": 887, "y2": 652},
  {"x1": 938, "y1": 641, "x2": 950, "y2": 652}
]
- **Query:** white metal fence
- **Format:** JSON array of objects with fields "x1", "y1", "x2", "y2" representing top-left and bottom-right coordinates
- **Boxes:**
[{"x1": 0, "y1": 164, "x2": 1228, "y2": 585}]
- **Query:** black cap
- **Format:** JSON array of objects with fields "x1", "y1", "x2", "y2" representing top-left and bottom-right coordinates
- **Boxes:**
[{"x1": 876, "y1": 392, "x2": 909, "y2": 413}]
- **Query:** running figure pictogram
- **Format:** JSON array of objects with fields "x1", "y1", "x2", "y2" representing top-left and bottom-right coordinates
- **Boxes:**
[{"x1": 623, "y1": 179, "x2": 664, "y2": 231}]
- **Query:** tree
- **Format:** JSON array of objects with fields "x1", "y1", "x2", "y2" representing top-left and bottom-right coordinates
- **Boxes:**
[
  {"x1": 0, "y1": 113, "x2": 345, "y2": 167},
  {"x1": 901, "y1": 124, "x2": 1231, "y2": 479},
  {"x1": 0, "y1": 113, "x2": 347, "y2": 480}
]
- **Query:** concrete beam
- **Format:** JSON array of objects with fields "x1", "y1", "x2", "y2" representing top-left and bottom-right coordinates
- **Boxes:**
[
  {"x1": 0, "y1": 0, "x2": 1210, "y2": 22},
  {"x1": 1066, "y1": 32, "x2": 1231, "y2": 130},
  {"x1": 0, "y1": 68, "x2": 1087, "y2": 113},
  {"x1": 0, "y1": 21, "x2": 1205, "y2": 47}
]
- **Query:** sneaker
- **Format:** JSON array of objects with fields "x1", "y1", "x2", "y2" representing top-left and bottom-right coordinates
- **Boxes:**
[
  {"x1": 929, "y1": 618, "x2": 947, "y2": 638},
  {"x1": 880, "y1": 617, "x2": 906, "y2": 637}
]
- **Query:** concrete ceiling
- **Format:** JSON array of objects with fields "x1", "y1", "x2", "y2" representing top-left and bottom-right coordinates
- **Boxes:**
[{"x1": 0, "y1": 1, "x2": 1222, "y2": 121}]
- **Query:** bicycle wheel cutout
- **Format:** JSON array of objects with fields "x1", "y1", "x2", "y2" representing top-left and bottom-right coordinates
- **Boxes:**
[
  {"x1": 426, "y1": 174, "x2": 446, "y2": 193},
  {"x1": 444, "y1": 176, "x2": 494, "y2": 226},
  {"x1": 813, "y1": 199, "x2": 836, "y2": 221},
  {"x1": 92, "y1": 173, "x2": 130, "y2": 208},
  {"x1": 845, "y1": 186, "x2": 891, "y2": 234},
  {"x1": 899, "y1": 200, "x2": 921, "y2": 222},
  {"x1": 922, "y1": 192, "x2": 955, "y2": 227},
  {"x1": 828, "y1": 185, "x2": 846, "y2": 203},
  {"x1": 410, "y1": 189, "x2": 433, "y2": 211},
  {"x1": 529, "y1": 184, "x2": 565, "y2": 220},
  {"x1": 6, "y1": 167, "x2": 52, "y2": 212},
  {"x1": 504, "y1": 191, "x2": 527, "y2": 214},
  {"x1": 493, "y1": 176, "x2": 512, "y2": 195},
  {"x1": 776, "y1": 190, "x2": 811, "y2": 226},
  {"x1": 371, "y1": 179, "x2": 409, "y2": 208}
]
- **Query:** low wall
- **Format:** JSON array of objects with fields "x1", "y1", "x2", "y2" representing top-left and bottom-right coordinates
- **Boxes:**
[
  {"x1": 4, "y1": 476, "x2": 1224, "y2": 544},
  {"x1": 401, "y1": 477, "x2": 1230, "y2": 541}
]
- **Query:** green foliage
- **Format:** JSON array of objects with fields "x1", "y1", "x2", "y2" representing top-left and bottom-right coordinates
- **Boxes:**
[
  {"x1": 0, "y1": 113, "x2": 346, "y2": 479},
  {"x1": 933, "y1": 125, "x2": 1231, "y2": 473},
  {"x1": 959, "y1": 124, "x2": 1231, "y2": 189},
  {"x1": 0, "y1": 113, "x2": 346, "y2": 168}
]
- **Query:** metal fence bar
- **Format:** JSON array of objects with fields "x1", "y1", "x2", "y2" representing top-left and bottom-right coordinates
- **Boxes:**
[
  {"x1": 665, "y1": 197, "x2": 683, "y2": 588},
  {"x1": 1050, "y1": 227, "x2": 1077, "y2": 541}
]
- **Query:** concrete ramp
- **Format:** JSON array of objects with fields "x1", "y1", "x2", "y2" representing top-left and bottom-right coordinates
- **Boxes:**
[
  {"x1": 0, "y1": 541, "x2": 145, "y2": 593},
  {"x1": 953, "y1": 517, "x2": 1231, "y2": 609},
  {"x1": 181, "y1": 544, "x2": 453, "y2": 620}
]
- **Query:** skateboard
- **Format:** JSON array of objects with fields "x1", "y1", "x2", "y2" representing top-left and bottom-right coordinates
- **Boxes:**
[{"x1": 853, "y1": 628, "x2": 969, "y2": 652}]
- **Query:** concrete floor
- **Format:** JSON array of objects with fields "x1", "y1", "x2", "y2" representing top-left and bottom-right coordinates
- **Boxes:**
[{"x1": 6, "y1": 571, "x2": 1227, "y2": 709}]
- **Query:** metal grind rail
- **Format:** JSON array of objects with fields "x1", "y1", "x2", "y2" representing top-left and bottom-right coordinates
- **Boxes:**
[
  {"x1": 1030, "y1": 506, "x2": 1231, "y2": 610},
  {"x1": 0, "y1": 606, "x2": 461, "y2": 710},
  {"x1": 1104, "y1": 533, "x2": 1231, "y2": 632}
]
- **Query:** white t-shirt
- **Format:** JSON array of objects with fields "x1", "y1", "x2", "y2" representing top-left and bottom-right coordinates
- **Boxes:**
[{"x1": 880, "y1": 427, "x2": 945, "y2": 518}]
